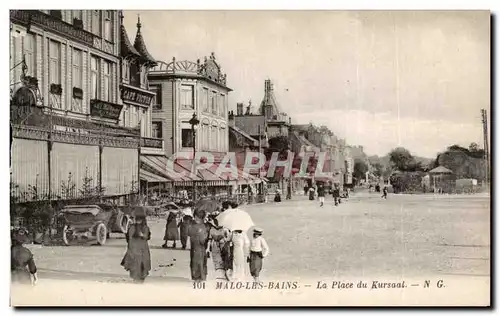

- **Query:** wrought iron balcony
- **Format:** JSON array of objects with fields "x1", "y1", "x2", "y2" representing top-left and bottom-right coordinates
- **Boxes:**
[{"x1": 10, "y1": 10, "x2": 95, "y2": 46}]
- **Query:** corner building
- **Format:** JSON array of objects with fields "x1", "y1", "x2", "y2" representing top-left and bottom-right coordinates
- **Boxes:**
[{"x1": 9, "y1": 10, "x2": 150, "y2": 201}]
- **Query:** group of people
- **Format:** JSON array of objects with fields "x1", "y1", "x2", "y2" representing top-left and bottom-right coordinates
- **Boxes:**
[
  {"x1": 121, "y1": 200, "x2": 270, "y2": 284},
  {"x1": 306, "y1": 183, "x2": 346, "y2": 207}
]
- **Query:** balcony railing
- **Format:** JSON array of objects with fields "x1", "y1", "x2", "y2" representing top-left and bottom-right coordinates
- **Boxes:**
[
  {"x1": 10, "y1": 10, "x2": 95, "y2": 46},
  {"x1": 141, "y1": 137, "x2": 163, "y2": 149}
]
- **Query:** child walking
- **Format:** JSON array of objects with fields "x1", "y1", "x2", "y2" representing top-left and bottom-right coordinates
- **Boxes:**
[{"x1": 248, "y1": 227, "x2": 270, "y2": 283}]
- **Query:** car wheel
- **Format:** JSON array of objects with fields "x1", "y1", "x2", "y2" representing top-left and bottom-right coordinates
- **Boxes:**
[
  {"x1": 96, "y1": 223, "x2": 107, "y2": 245},
  {"x1": 62, "y1": 225, "x2": 72, "y2": 246},
  {"x1": 120, "y1": 214, "x2": 131, "y2": 234}
]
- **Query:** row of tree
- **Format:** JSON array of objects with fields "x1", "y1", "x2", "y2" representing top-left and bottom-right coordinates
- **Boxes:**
[{"x1": 352, "y1": 142, "x2": 487, "y2": 188}]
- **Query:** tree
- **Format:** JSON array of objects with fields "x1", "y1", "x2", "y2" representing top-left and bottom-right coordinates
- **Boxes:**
[
  {"x1": 353, "y1": 159, "x2": 369, "y2": 183},
  {"x1": 389, "y1": 147, "x2": 416, "y2": 171},
  {"x1": 266, "y1": 136, "x2": 290, "y2": 159}
]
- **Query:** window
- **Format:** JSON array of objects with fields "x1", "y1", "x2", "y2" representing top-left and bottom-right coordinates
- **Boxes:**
[
  {"x1": 181, "y1": 128, "x2": 194, "y2": 148},
  {"x1": 129, "y1": 61, "x2": 140, "y2": 87},
  {"x1": 90, "y1": 56, "x2": 99, "y2": 99},
  {"x1": 219, "y1": 94, "x2": 225, "y2": 116},
  {"x1": 211, "y1": 126, "x2": 217, "y2": 150},
  {"x1": 104, "y1": 10, "x2": 112, "y2": 41},
  {"x1": 152, "y1": 122, "x2": 162, "y2": 139},
  {"x1": 23, "y1": 33, "x2": 35, "y2": 77},
  {"x1": 49, "y1": 40, "x2": 60, "y2": 85},
  {"x1": 72, "y1": 49, "x2": 83, "y2": 89},
  {"x1": 150, "y1": 85, "x2": 162, "y2": 109},
  {"x1": 202, "y1": 88, "x2": 208, "y2": 112},
  {"x1": 223, "y1": 95, "x2": 227, "y2": 117},
  {"x1": 203, "y1": 124, "x2": 209, "y2": 150},
  {"x1": 71, "y1": 49, "x2": 83, "y2": 112},
  {"x1": 211, "y1": 91, "x2": 217, "y2": 114},
  {"x1": 91, "y1": 10, "x2": 100, "y2": 36},
  {"x1": 122, "y1": 105, "x2": 129, "y2": 127},
  {"x1": 103, "y1": 60, "x2": 111, "y2": 102},
  {"x1": 180, "y1": 85, "x2": 194, "y2": 110}
]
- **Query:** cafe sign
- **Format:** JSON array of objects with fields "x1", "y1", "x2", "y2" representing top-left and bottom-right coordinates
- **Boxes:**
[
  {"x1": 121, "y1": 85, "x2": 154, "y2": 107},
  {"x1": 90, "y1": 99, "x2": 123, "y2": 120}
]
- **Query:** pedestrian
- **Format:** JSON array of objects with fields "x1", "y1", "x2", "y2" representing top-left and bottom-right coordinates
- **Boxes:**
[
  {"x1": 248, "y1": 227, "x2": 269, "y2": 283},
  {"x1": 188, "y1": 207, "x2": 210, "y2": 282},
  {"x1": 121, "y1": 208, "x2": 152, "y2": 283},
  {"x1": 231, "y1": 229, "x2": 250, "y2": 281},
  {"x1": 308, "y1": 186, "x2": 316, "y2": 201},
  {"x1": 178, "y1": 214, "x2": 193, "y2": 250},
  {"x1": 11, "y1": 228, "x2": 38, "y2": 285},
  {"x1": 274, "y1": 189, "x2": 282, "y2": 203},
  {"x1": 382, "y1": 186, "x2": 388, "y2": 199},
  {"x1": 162, "y1": 211, "x2": 180, "y2": 248},
  {"x1": 304, "y1": 185, "x2": 308, "y2": 196},
  {"x1": 207, "y1": 216, "x2": 232, "y2": 280},
  {"x1": 317, "y1": 184, "x2": 326, "y2": 207},
  {"x1": 332, "y1": 184, "x2": 341, "y2": 206}
]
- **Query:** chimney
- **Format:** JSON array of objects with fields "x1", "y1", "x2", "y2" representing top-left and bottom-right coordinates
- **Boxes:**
[{"x1": 236, "y1": 103, "x2": 244, "y2": 116}]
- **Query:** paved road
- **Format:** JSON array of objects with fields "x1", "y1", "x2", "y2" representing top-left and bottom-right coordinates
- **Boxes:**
[{"x1": 25, "y1": 192, "x2": 490, "y2": 283}]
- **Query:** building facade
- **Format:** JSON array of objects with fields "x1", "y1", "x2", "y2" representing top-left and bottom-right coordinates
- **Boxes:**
[
  {"x1": 9, "y1": 10, "x2": 155, "y2": 201},
  {"x1": 148, "y1": 53, "x2": 231, "y2": 157}
]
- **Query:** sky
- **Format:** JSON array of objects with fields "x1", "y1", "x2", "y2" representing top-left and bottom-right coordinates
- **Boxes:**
[{"x1": 123, "y1": 10, "x2": 490, "y2": 158}]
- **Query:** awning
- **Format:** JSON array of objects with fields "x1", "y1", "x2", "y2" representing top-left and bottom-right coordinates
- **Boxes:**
[{"x1": 140, "y1": 169, "x2": 170, "y2": 183}]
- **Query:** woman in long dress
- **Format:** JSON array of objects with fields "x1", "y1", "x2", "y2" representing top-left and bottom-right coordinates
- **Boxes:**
[
  {"x1": 208, "y1": 218, "x2": 232, "y2": 280},
  {"x1": 231, "y1": 230, "x2": 250, "y2": 281},
  {"x1": 188, "y1": 208, "x2": 209, "y2": 282},
  {"x1": 162, "y1": 211, "x2": 180, "y2": 248},
  {"x1": 121, "y1": 211, "x2": 152, "y2": 283},
  {"x1": 11, "y1": 228, "x2": 38, "y2": 285}
]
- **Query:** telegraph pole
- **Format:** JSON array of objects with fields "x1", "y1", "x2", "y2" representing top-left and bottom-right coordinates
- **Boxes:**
[{"x1": 481, "y1": 109, "x2": 489, "y2": 185}]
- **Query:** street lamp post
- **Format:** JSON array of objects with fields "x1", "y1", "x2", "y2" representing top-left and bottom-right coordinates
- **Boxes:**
[{"x1": 189, "y1": 113, "x2": 200, "y2": 201}]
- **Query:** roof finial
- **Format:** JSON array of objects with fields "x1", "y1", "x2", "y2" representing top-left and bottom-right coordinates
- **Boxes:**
[
  {"x1": 120, "y1": 11, "x2": 124, "y2": 24},
  {"x1": 137, "y1": 14, "x2": 141, "y2": 31}
]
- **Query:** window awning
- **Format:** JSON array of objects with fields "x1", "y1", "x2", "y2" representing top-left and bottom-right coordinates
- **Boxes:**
[{"x1": 140, "y1": 169, "x2": 170, "y2": 183}]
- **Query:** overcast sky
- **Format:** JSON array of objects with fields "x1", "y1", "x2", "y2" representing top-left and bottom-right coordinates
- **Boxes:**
[{"x1": 124, "y1": 10, "x2": 490, "y2": 158}]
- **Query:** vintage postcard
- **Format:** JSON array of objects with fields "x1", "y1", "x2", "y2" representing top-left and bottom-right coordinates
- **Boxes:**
[{"x1": 9, "y1": 9, "x2": 490, "y2": 306}]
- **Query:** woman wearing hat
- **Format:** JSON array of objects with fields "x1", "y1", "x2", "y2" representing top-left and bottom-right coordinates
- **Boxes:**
[
  {"x1": 188, "y1": 207, "x2": 210, "y2": 282},
  {"x1": 11, "y1": 228, "x2": 38, "y2": 285},
  {"x1": 121, "y1": 208, "x2": 152, "y2": 283},
  {"x1": 248, "y1": 227, "x2": 269, "y2": 283},
  {"x1": 207, "y1": 214, "x2": 232, "y2": 280},
  {"x1": 162, "y1": 211, "x2": 180, "y2": 249}
]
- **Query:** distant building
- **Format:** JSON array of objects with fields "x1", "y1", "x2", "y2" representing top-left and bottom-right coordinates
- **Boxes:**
[{"x1": 233, "y1": 79, "x2": 290, "y2": 140}]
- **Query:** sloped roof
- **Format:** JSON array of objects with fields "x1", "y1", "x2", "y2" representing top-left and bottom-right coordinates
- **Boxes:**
[
  {"x1": 133, "y1": 16, "x2": 157, "y2": 67},
  {"x1": 429, "y1": 166, "x2": 453, "y2": 174},
  {"x1": 229, "y1": 125, "x2": 259, "y2": 147},
  {"x1": 120, "y1": 15, "x2": 140, "y2": 58},
  {"x1": 233, "y1": 115, "x2": 266, "y2": 137}
]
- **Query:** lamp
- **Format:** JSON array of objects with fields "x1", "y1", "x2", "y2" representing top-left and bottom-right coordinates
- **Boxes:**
[{"x1": 189, "y1": 113, "x2": 200, "y2": 201}]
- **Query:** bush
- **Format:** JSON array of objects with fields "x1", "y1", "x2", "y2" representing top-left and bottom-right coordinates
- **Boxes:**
[{"x1": 390, "y1": 172, "x2": 425, "y2": 194}]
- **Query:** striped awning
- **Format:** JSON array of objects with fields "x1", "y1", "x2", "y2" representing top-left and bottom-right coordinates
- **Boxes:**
[{"x1": 140, "y1": 169, "x2": 170, "y2": 183}]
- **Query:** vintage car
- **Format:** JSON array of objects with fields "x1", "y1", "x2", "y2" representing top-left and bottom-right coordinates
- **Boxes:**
[{"x1": 59, "y1": 204, "x2": 132, "y2": 246}]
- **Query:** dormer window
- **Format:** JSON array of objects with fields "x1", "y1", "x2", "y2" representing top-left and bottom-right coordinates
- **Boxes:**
[{"x1": 129, "y1": 61, "x2": 140, "y2": 87}]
